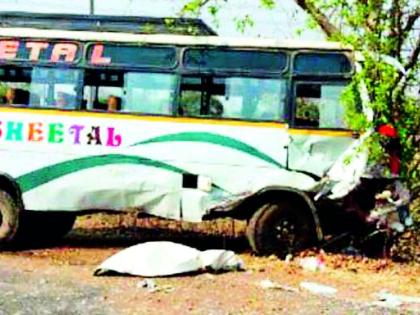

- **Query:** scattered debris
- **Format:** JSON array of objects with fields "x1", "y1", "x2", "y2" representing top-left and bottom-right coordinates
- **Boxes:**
[
  {"x1": 362, "y1": 181, "x2": 414, "y2": 258},
  {"x1": 321, "y1": 180, "x2": 414, "y2": 259},
  {"x1": 94, "y1": 241, "x2": 244, "y2": 277},
  {"x1": 372, "y1": 289, "x2": 420, "y2": 309},
  {"x1": 299, "y1": 281, "x2": 337, "y2": 296},
  {"x1": 299, "y1": 250, "x2": 326, "y2": 272},
  {"x1": 137, "y1": 279, "x2": 157, "y2": 292},
  {"x1": 284, "y1": 254, "x2": 293, "y2": 263},
  {"x1": 137, "y1": 279, "x2": 175, "y2": 293},
  {"x1": 368, "y1": 181, "x2": 412, "y2": 233},
  {"x1": 258, "y1": 279, "x2": 299, "y2": 293}
]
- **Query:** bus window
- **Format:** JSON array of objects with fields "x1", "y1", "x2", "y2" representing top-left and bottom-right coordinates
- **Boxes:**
[
  {"x1": 179, "y1": 76, "x2": 286, "y2": 121},
  {"x1": 123, "y1": 72, "x2": 177, "y2": 115},
  {"x1": 84, "y1": 70, "x2": 178, "y2": 114},
  {"x1": 83, "y1": 70, "x2": 124, "y2": 111},
  {"x1": 87, "y1": 44, "x2": 177, "y2": 69},
  {"x1": 30, "y1": 67, "x2": 83, "y2": 109},
  {"x1": 83, "y1": 86, "x2": 123, "y2": 111},
  {"x1": 184, "y1": 48, "x2": 287, "y2": 73},
  {"x1": 0, "y1": 67, "x2": 31, "y2": 106},
  {"x1": 294, "y1": 53, "x2": 352, "y2": 75},
  {"x1": 294, "y1": 82, "x2": 348, "y2": 129}
]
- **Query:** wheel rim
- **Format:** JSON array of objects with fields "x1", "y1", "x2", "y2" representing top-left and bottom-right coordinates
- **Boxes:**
[
  {"x1": 262, "y1": 210, "x2": 304, "y2": 256},
  {"x1": 275, "y1": 219, "x2": 297, "y2": 248}
]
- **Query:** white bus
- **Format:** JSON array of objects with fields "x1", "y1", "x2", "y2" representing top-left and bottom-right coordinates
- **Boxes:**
[{"x1": 0, "y1": 14, "x2": 372, "y2": 256}]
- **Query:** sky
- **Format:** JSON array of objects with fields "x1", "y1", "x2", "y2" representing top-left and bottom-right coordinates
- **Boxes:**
[{"x1": 0, "y1": 0, "x2": 325, "y2": 40}]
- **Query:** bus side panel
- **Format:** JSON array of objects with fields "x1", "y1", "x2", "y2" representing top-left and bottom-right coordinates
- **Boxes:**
[
  {"x1": 288, "y1": 132, "x2": 355, "y2": 178},
  {"x1": 0, "y1": 108, "x2": 316, "y2": 221}
]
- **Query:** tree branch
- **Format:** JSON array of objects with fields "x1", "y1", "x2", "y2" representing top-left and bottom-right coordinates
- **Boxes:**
[
  {"x1": 294, "y1": 0, "x2": 340, "y2": 38},
  {"x1": 404, "y1": 35, "x2": 420, "y2": 73},
  {"x1": 392, "y1": 36, "x2": 420, "y2": 100},
  {"x1": 388, "y1": 0, "x2": 403, "y2": 58},
  {"x1": 403, "y1": 8, "x2": 420, "y2": 34},
  {"x1": 394, "y1": 8, "x2": 420, "y2": 59}
]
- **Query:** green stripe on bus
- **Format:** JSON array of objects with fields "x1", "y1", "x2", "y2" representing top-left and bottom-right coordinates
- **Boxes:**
[
  {"x1": 16, "y1": 154, "x2": 230, "y2": 194},
  {"x1": 16, "y1": 154, "x2": 186, "y2": 193},
  {"x1": 131, "y1": 132, "x2": 284, "y2": 169}
]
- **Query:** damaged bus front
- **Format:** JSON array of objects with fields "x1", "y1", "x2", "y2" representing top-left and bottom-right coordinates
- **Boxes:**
[{"x1": 0, "y1": 22, "x2": 378, "y2": 255}]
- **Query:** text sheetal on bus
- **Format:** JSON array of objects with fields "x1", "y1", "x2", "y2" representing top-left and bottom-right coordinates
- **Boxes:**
[{"x1": 0, "y1": 40, "x2": 110, "y2": 64}]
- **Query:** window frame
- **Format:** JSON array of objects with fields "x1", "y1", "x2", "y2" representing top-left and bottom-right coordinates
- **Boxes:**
[
  {"x1": 182, "y1": 46, "x2": 289, "y2": 75},
  {"x1": 84, "y1": 42, "x2": 179, "y2": 70},
  {"x1": 177, "y1": 47, "x2": 291, "y2": 123},
  {"x1": 0, "y1": 42, "x2": 359, "y2": 126},
  {"x1": 0, "y1": 64, "x2": 84, "y2": 110},
  {"x1": 177, "y1": 73, "x2": 289, "y2": 123},
  {"x1": 82, "y1": 68, "x2": 180, "y2": 116},
  {"x1": 122, "y1": 71, "x2": 179, "y2": 116},
  {"x1": 291, "y1": 78, "x2": 351, "y2": 130},
  {"x1": 292, "y1": 50, "x2": 354, "y2": 76}
]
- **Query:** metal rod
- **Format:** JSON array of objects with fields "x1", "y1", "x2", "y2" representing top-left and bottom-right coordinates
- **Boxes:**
[{"x1": 89, "y1": 0, "x2": 95, "y2": 15}]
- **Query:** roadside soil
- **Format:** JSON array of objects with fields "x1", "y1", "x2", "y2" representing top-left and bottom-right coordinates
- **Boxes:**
[{"x1": 0, "y1": 213, "x2": 419, "y2": 315}]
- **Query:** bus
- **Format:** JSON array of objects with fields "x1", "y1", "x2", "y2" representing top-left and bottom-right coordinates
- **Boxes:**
[{"x1": 0, "y1": 13, "x2": 372, "y2": 256}]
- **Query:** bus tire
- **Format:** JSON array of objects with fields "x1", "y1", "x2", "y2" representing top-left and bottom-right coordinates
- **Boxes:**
[
  {"x1": 246, "y1": 200, "x2": 314, "y2": 258},
  {"x1": 0, "y1": 190, "x2": 21, "y2": 246}
]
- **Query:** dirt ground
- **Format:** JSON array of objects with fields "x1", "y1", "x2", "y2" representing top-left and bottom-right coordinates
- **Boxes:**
[{"x1": 0, "y1": 213, "x2": 419, "y2": 315}]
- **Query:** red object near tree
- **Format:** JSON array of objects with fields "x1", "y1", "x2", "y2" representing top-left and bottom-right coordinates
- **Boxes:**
[
  {"x1": 378, "y1": 124, "x2": 401, "y2": 175},
  {"x1": 378, "y1": 124, "x2": 398, "y2": 138},
  {"x1": 389, "y1": 154, "x2": 401, "y2": 175}
]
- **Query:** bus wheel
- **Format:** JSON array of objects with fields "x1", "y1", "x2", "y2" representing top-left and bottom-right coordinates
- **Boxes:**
[
  {"x1": 19, "y1": 212, "x2": 76, "y2": 241},
  {"x1": 0, "y1": 190, "x2": 21, "y2": 246},
  {"x1": 246, "y1": 201, "x2": 313, "y2": 258}
]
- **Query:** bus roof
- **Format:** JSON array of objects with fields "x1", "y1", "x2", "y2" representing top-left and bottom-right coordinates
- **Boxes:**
[
  {"x1": 0, "y1": 12, "x2": 217, "y2": 36},
  {"x1": 0, "y1": 27, "x2": 351, "y2": 51}
]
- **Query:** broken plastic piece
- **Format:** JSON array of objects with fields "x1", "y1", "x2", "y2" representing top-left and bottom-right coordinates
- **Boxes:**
[
  {"x1": 299, "y1": 281, "x2": 337, "y2": 296},
  {"x1": 299, "y1": 250, "x2": 326, "y2": 272},
  {"x1": 374, "y1": 289, "x2": 420, "y2": 309}
]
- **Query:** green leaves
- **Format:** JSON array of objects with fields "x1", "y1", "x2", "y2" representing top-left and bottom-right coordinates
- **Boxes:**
[
  {"x1": 181, "y1": 0, "x2": 204, "y2": 17},
  {"x1": 300, "y1": 0, "x2": 419, "y2": 188},
  {"x1": 259, "y1": 0, "x2": 276, "y2": 9},
  {"x1": 234, "y1": 15, "x2": 255, "y2": 33}
]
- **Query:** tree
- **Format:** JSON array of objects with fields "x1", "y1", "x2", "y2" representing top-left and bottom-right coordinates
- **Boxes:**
[{"x1": 181, "y1": 0, "x2": 420, "y2": 199}]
